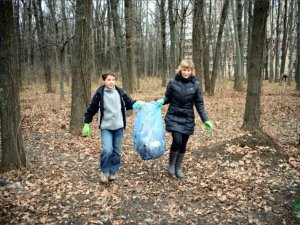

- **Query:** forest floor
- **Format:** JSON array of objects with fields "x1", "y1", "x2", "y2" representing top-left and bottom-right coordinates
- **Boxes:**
[{"x1": 1, "y1": 78, "x2": 300, "y2": 225}]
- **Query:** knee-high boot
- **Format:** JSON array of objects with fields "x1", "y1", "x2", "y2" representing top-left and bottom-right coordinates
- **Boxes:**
[
  {"x1": 168, "y1": 151, "x2": 177, "y2": 176},
  {"x1": 175, "y1": 153, "x2": 185, "y2": 178}
]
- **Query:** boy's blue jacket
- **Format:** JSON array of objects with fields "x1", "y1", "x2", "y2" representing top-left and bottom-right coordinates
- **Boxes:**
[{"x1": 84, "y1": 85, "x2": 136, "y2": 129}]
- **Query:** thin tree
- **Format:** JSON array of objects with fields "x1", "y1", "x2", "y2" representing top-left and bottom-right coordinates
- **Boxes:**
[
  {"x1": 296, "y1": 0, "x2": 300, "y2": 91},
  {"x1": 159, "y1": 0, "x2": 168, "y2": 86},
  {"x1": 32, "y1": 0, "x2": 53, "y2": 93},
  {"x1": 110, "y1": 0, "x2": 131, "y2": 93},
  {"x1": 125, "y1": 0, "x2": 136, "y2": 92},
  {"x1": 243, "y1": 0, "x2": 270, "y2": 130},
  {"x1": 279, "y1": 0, "x2": 288, "y2": 85},
  {"x1": 274, "y1": 0, "x2": 281, "y2": 82},
  {"x1": 208, "y1": 0, "x2": 230, "y2": 96},
  {"x1": 0, "y1": 0, "x2": 26, "y2": 172},
  {"x1": 70, "y1": 0, "x2": 92, "y2": 135}
]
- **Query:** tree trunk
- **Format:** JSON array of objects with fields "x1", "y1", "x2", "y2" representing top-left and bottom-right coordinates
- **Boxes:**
[
  {"x1": 70, "y1": 0, "x2": 92, "y2": 135},
  {"x1": 268, "y1": 0, "x2": 275, "y2": 83},
  {"x1": 279, "y1": 0, "x2": 288, "y2": 85},
  {"x1": 110, "y1": 0, "x2": 130, "y2": 92},
  {"x1": 209, "y1": 0, "x2": 230, "y2": 96},
  {"x1": 287, "y1": 0, "x2": 295, "y2": 86},
  {"x1": 232, "y1": 0, "x2": 243, "y2": 92},
  {"x1": 193, "y1": 0, "x2": 205, "y2": 91},
  {"x1": 168, "y1": 0, "x2": 176, "y2": 75},
  {"x1": 274, "y1": 0, "x2": 281, "y2": 82},
  {"x1": 296, "y1": 0, "x2": 300, "y2": 91},
  {"x1": 32, "y1": 0, "x2": 53, "y2": 93},
  {"x1": 159, "y1": 0, "x2": 167, "y2": 86},
  {"x1": 125, "y1": 0, "x2": 135, "y2": 92},
  {"x1": 0, "y1": 0, "x2": 26, "y2": 172},
  {"x1": 243, "y1": 0, "x2": 269, "y2": 130}
]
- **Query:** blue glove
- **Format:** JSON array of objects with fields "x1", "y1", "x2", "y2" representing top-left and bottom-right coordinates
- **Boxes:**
[
  {"x1": 155, "y1": 98, "x2": 164, "y2": 107},
  {"x1": 204, "y1": 121, "x2": 213, "y2": 131},
  {"x1": 133, "y1": 101, "x2": 144, "y2": 111}
]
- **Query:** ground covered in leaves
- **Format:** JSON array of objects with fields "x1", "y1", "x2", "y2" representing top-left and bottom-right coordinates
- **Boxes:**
[{"x1": 1, "y1": 80, "x2": 300, "y2": 225}]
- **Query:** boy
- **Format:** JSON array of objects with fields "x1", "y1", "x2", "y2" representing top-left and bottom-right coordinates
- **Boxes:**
[{"x1": 82, "y1": 72, "x2": 143, "y2": 182}]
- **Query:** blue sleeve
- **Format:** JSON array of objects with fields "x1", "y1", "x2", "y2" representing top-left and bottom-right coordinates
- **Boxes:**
[{"x1": 194, "y1": 82, "x2": 209, "y2": 123}]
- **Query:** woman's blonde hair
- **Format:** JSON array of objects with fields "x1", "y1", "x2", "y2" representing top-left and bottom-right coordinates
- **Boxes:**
[{"x1": 177, "y1": 59, "x2": 196, "y2": 76}]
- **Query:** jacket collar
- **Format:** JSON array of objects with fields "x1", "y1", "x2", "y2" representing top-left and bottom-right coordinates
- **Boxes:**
[{"x1": 175, "y1": 73, "x2": 195, "y2": 83}]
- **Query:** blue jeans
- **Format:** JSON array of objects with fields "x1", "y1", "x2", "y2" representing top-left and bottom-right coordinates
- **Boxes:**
[{"x1": 100, "y1": 128, "x2": 124, "y2": 175}]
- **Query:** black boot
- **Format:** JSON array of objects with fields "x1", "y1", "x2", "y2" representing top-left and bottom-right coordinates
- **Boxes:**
[
  {"x1": 168, "y1": 151, "x2": 177, "y2": 176},
  {"x1": 175, "y1": 153, "x2": 185, "y2": 178}
]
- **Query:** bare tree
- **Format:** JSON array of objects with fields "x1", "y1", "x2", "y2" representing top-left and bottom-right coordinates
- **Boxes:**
[
  {"x1": 208, "y1": 0, "x2": 230, "y2": 96},
  {"x1": 159, "y1": 0, "x2": 168, "y2": 86},
  {"x1": 0, "y1": 0, "x2": 26, "y2": 172},
  {"x1": 279, "y1": 0, "x2": 288, "y2": 85},
  {"x1": 70, "y1": 0, "x2": 92, "y2": 135},
  {"x1": 110, "y1": 0, "x2": 131, "y2": 92},
  {"x1": 274, "y1": 0, "x2": 281, "y2": 82},
  {"x1": 32, "y1": 0, "x2": 53, "y2": 93},
  {"x1": 296, "y1": 0, "x2": 300, "y2": 91},
  {"x1": 243, "y1": 0, "x2": 269, "y2": 130},
  {"x1": 125, "y1": 0, "x2": 136, "y2": 92},
  {"x1": 192, "y1": 0, "x2": 205, "y2": 90}
]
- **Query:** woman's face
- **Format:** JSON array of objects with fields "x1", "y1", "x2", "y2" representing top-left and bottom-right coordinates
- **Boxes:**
[{"x1": 181, "y1": 68, "x2": 192, "y2": 78}]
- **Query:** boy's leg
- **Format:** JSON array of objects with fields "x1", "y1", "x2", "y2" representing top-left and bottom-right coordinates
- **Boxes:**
[
  {"x1": 110, "y1": 128, "x2": 124, "y2": 176},
  {"x1": 100, "y1": 129, "x2": 114, "y2": 180}
]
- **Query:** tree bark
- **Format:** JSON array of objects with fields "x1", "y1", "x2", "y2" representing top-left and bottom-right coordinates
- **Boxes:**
[
  {"x1": 296, "y1": 0, "x2": 300, "y2": 91},
  {"x1": 209, "y1": 0, "x2": 230, "y2": 96},
  {"x1": 274, "y1": 0, "x2": 281, "y2": 82},
  {"x1": 192, "y1": 0, "x2": 205, "y2": 91},
  {"x1": 243, "y1": 0, "x2": 269, "y2": 130},
  {"x1": 125, "y1": 0, "x2": 135, "y2": 92},
  {"x1": 110, "y1": 0, "x2": 130, "y2": 92},
  {"x1": 0, "y1": 0, "x2": 26, "y2": 172},
  {"x1": 159, "y1": 0, "x2": 167, "y2": 86},
  {"x1": 70, "y1": 0, "x2": 92, "y2": 135},
  {"x1": 32, "y1": 0, "x2": 53, "y2": 93},
  {"x1": 279, "y1": 0, "x2": 288, "y2": 85},
  {"x1": 168, "y1": 0, "x2": 176, "y2": 75}
]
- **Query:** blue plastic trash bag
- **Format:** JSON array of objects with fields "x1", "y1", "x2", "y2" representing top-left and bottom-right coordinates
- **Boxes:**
[{"x1": 133, "y1": 102, "x2": 165, "y2": 160}]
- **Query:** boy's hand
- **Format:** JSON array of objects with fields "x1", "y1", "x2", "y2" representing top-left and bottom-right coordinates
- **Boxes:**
[
  {"x1": 82, "y1": 123, "x2": 91, "y2": 137},
  {"x1": 204, "y1": 121, "x2": 213, "y2": 131},
  {"x1": 155, "y1": 98, "x2": 164, "y2": 107},
  {"x1": 133, "y1": 101, "x2": 144, "y2": 111}
]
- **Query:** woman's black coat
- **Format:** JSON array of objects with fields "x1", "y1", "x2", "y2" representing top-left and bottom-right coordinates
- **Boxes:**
[{"x1": 163, "y1": 74, "x2": 209, "y2": 135}]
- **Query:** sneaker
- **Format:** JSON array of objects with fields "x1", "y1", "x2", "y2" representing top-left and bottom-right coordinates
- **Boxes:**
[
  {"x1": 100, "y1": 172, "x2": 108, "y2": 183},
  {"x1": 108, "y1": 174, "x2": 117, "y2": 181}
]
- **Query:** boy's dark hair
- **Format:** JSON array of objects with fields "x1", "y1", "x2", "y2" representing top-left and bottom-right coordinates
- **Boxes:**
[{"x1": 101, "y1": 72, "x2": 116, "y2": 81}]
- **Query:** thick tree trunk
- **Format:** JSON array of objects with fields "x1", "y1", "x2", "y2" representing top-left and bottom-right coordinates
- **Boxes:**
[
  {"x1": 125, "y1": 0, "x2": 135, "y2": 92},
  {"x1": 193, "y1": 0, "x2": 205, "y2": 91},
  {"x1": 0, "y1": 0, "x2": 26, "y2": 172},
  {"x1": 209, "y1": 0, "x2": 230, "y2": 96},
  {"x1": 243, "y1": 0, "x2": 269, "y2": 130},
  {"x1": 70, "y1": 0, "x2": 92, "y2": 135}
]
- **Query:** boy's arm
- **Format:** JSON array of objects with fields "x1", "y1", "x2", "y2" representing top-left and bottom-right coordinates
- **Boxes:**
[{"x1": 84, "y1": 93, "x2": 100, "y2": 123}]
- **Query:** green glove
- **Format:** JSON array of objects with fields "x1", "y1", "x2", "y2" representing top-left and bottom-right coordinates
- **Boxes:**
[
  {"x1": 82, "y1": 123, "x2": 90, "y2": 137},
  {"x1": 204, "y1": 121, "x2": 213, "y2": 131},
  {"x1": 133, "y1": 101, "x2": 144, "y2": 111},
  {"x1": 156, "y1": 98, "x2": 164, "y2": 107}
]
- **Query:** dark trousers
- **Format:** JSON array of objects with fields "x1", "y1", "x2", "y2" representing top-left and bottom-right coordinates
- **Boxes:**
[{"x1": 171, "y1": 131, "x2": 190, "y2": 154}]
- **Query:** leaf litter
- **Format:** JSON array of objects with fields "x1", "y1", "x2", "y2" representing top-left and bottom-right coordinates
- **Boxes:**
[{"x1": 0, "y1": 83, "x2": 300, "y2": 224}]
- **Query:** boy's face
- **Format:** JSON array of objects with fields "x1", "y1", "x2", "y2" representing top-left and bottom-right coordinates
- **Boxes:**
[
  {"x1": 181, "y1": 68, "x2": 192, "y2": 78},
  {"x1": 103, "y1": 75, "x2": 116, "y2": 89}
]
